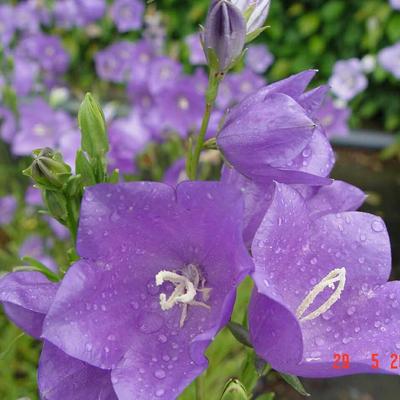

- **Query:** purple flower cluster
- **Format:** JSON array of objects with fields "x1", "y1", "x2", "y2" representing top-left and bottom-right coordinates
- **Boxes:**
[
  {"x1": 95, "y1": 38, "x2": 266, "y2": 141},
  {"x1": 0, "y1": 70, "x2": 398, "y2": 399}
]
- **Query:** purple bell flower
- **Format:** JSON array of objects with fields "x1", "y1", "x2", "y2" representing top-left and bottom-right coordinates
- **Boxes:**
[
  {"x1": 378, "y1": 42, "x2": 400, "y2": 79},
  {"x1": 95, "y1": 41, "x2": 137, "y2": 83},
  {"x1": 249, "y1": 182, "x2": 396, "y2": 377},
  {"x1": 217, "y1": 70, "x2": 335, "y2": 185},
  {"x1": 110, "y1": 0, "x2": 145, "y2": 33},
  {"x1": 12, "y1": 56, "x2": 39, "y2": 96},
  {"x1": 329, "y1": 59, "x2": 368, "y2": 101},
  {"x1": 245, "y1": 44, "x2": 274, "y2": 73},
  {"x1": 148, "y1": 57, "x2": 183, "y2": 95},
  {"x1": 204, "y1": 0, "x2": 246, "y2": 71},
  {"x1": 41, "y1": 181, "x2": 253, "y2": 399},
  {"x1": 155, "y1": 78, "x2": 204, "y2": 137}
]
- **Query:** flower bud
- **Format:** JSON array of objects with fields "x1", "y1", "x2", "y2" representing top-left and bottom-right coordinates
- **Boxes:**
[
  {"x1": 78, "y1": 93, "x2": 109, "y2": 158},
  {"x1": 23, "y1": 148, "x2": 71, "y2": 189},
  {"x1": 204, "y1": 0, "x2": 246, "y2": 72}
]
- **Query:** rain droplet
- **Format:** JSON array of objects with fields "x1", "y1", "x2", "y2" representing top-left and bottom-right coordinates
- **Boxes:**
[
  {"x1": 155, "y1": 389, "x2": 165, "y2": 397},
  {"x1": 154, "y1": 369, "x2": 166, "y2": 379},
  {"x1": 371, "y1": 220, "x2": 384, "y2": 232},
  {"x1": 347, "y1": 306, "x2": 356, "y2": 316},
  {"x1": 85, "y1": 343, "x2": 93, "y2": 351},
  {"x1": 158, "y1": 334, "x2": 168, "y2": 343}
]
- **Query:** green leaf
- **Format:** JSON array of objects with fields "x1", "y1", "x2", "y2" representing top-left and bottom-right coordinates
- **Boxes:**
[
  {"x1": 279, "y1": 373, "x2": 310, "y2": 396},
  {"x1": 220, "y1": 378, "x2": 248, "y2": 400},
  {"x1": 227, "y1": 321, "x2": 252, "y2": 348},
  {"x1": 78, "y1": 93, "x2": 109, "y2": 158},
  {"x1": 108, "y1": 169, "x2": 120, "y2": 183}
]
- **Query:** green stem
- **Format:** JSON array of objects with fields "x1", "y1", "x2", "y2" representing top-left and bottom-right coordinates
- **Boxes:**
[
  {"x1": 188, "y1": 69, "x2": 222, "y2": 180},
  {"x1": 195, "y1": 373, "x2": 206, "y2": 400}
]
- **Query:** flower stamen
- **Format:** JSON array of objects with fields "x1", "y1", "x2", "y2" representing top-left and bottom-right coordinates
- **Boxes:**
[
  {"x1": 155, "y1": 264, "x2": 211, "y2": 327},
  {"x1": 296, "y1": 267, "x2": 346, "y2": 322}
]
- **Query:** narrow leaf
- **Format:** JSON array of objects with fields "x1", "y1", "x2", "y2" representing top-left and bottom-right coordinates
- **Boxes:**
[
  {"x1": 227, "y1": 321, "x2": 252, "y2": 348},
  {"x1": 279, "y1": 373, "x2": 310, "y2": 396}
]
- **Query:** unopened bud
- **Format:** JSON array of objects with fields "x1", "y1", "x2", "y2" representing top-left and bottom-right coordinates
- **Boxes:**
[
  {"x1": 23, "y1": 148, "x2": 71, "y2": 189},
  {"x1": 204, "y1": 0, "x2": 246, "y2": 72},
  {"x1": 78, "y1": 93, "x2": 109, "y2": 158}
]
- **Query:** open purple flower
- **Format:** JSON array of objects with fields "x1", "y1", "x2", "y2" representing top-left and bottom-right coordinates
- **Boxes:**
[
  {"x1": 389, "y1": 0, "x2": 400, "y2": 10},
  {"x1": 95, "y1": 42, "x2": 137, "y2": 83},
  {"x1": 156, "y1": 78, "x2": 204, "y2": 136},
  {"x1": 248, "y1": 182, "x2": 397, "y2": 377},
  {"x1": 329, "y1": 59, "x2": 368, "y2": 101},
  {"x1": 42, "y1": 181, "x2": 253, "y2": 398},
  {"x1": 148, "y1": 57, "x2": 183, "y2": 95},
  {"x1": 378, "y1": 42, "x2": 400, "y2": 79},
  {"x1": 110, "y1": 0, "x2": 144, "y2": 33},
  {"x1": 0, "y1": 5, "x2": 15, "y2": 47},
  {"x1": 217, "y1": 70, "x2": 335, "y2": 185}
]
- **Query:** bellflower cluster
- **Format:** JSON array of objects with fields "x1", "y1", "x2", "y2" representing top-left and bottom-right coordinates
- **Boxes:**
[{"x1": 0, "y1": 1, "x2": 399, "y2": 399}]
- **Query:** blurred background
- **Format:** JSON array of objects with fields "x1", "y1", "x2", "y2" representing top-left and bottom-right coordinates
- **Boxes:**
[{"x1": 0, "y1": 0, "x2": 399, "y2": 399}]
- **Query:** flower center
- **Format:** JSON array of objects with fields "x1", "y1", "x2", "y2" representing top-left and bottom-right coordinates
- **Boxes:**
[
  {"x1": 296, "y1": 268, "x2": 346, "y2": 322},
  {"x1": 178, "y1": 97, "x2": 189, "y2": 110},
  {"x1": 155, "y1": 264, "x2": 211, "y2": 328}
]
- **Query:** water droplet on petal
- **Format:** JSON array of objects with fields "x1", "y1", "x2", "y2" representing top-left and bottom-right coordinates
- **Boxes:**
[
  {"x1": 156, "y1": 389, "x2": 165, "y2": 397},
  {"x1": 154, "y1": 369, "x2": 166, "y2": 379},
  {"x1": 371, "y1": 220, "x2": 384, "y2": 232}
]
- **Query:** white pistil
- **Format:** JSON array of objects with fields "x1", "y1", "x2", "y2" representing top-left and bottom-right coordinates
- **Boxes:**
[
  {"x1": 155, "y1": 265, "x2": 211, "y2": 328},
  {"x1": 296, "y1": 268, "x2": 346, "y2": 322}
]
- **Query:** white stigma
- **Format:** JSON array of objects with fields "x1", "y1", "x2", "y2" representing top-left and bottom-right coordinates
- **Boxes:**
[
  {"x1": 155, "y1": 265, "x2": 211, "y2": 328},
  {"x1": 296, "y1": 268, "x2": 346, "y2": 322}
]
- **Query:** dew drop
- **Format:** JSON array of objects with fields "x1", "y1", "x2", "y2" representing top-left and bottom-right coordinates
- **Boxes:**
[
  {"x1": 156, "y1": 389, "x2": 165, "y2": 397},
  {"x1": 347, "y1": 306, "x2": 356, "y2": 316},
  {"x1": 85, "y1": 343, "x2": 93, "y2": 351},
  {"x1": 371, "y1": 220, "x2": 384, "y2": 232},
  {"x1": 154, "y1": 369, "x2": 166, "y2": 379},
  {"x1": 158, "y1": 334, "x2": 168, "y2": 343}
]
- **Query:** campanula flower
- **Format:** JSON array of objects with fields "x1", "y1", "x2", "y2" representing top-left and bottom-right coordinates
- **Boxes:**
[
  {"x1": 217, "y1": 70, "x2": 335, "y2": 185},
  {"x1": 110, "y1": 0, "x2": 145, "y2": 33},
  {"x1": 378, "y1": 42, "x2": 400, "y2": 79},
  {"x1": 41, "y1": 181, "x2": 253, "y2": 399},
  {"x1": 231, "y1": 0, "x2": 271, "y2": 34},
  {"x1": 249, "y1": 183, "x2": 397, "y2": 377}
]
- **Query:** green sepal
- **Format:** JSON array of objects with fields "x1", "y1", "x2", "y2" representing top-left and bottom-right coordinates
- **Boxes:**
[
  {"x1": 220, "y1": 378, "x2": 248, "y2": 400},
  {"x1": 227, "y1": 321, "x2": 252, "y2": 348},
  {"x1": 43, "y1": 190, "x2": 68, "y2": 224},
  {"x1": 14, "y1": 257, "x2": 61, "y2": 282},
  {"x1": 206, "y1": 47, "x2": 221, "y2": 71},
  {"x1": 75, "y1": 149, "x2": 96, "y2": 186}
]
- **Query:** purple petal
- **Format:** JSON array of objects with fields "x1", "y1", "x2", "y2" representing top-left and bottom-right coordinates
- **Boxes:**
[
  {"x1": 0, "y1": 272, "x2": 58, "y2": 338},
  {"x1": 38, "y1": 341, "x2": 117, "y2": 400},
  {"x1": 298, "y1": 85, "x2": 329, "y2": 117}
]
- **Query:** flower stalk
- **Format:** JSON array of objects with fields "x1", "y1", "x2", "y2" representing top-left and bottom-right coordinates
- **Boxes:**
[{"x1": 188, "y1": 68, "x2": 223, "y2": 180}]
